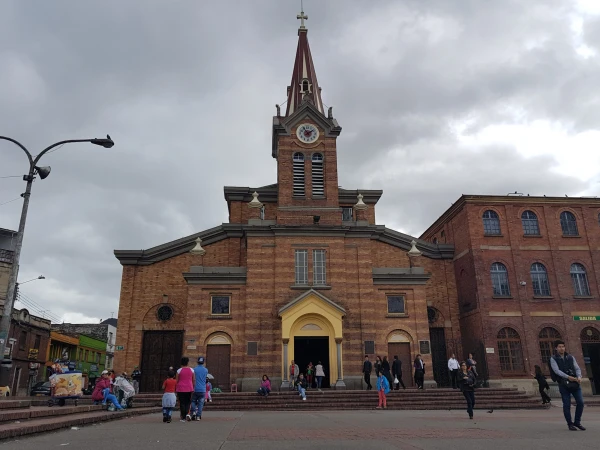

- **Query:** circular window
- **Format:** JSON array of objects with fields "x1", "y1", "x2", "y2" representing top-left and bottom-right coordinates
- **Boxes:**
[
  {"x1": 157, "y1": 305, "x2": 174, "y2": 322},
  {"x1": 427, "y1": 307, "x2": 437, "y2": 324}
]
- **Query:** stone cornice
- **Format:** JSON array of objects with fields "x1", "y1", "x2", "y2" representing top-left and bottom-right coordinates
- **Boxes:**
[
  {"x1": 183, "y1": 266, "x2": 247, "y2": 285},
  {"x1": 372, "y1": 268, "x2": 432, "y2": 285},
  {"x1": 114, "y1": 224, "x2": 454, "y2": 266}
]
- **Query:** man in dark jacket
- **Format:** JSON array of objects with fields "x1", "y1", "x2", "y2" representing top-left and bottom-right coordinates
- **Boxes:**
[
  {"x1": 550, "y1": 340, "x2": 585, "y2": 431},
  {"x1": 391, "y1": 355, "x2": 406, "y2": 390},
  {"x1": 362, "y1": 355, "x2": 372, "y2": 390}
]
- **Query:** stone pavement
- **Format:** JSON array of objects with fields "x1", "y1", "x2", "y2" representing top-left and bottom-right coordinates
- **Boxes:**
[{"x1": 4, "y1": 408, "x2": 600, "y2": 449}]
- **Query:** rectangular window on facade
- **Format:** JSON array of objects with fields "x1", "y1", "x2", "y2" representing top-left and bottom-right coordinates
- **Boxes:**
[
  {"x1": 211, "y1": 295, "x2": 231, "y2": 315},
  {"x1": 19, "y1": 330, "x2": 27, "y2": 351},
  {"x1": 34, "y1": 335, "x2": 41, "y2": 350},
  {"x1": 78, "y1": 349, "x2": 83, "y2": 361},
  {"x1": 387, "y1": 295, "x2": 405, "y2": 314},
  {"x1": 295, "y1": 250, "x2": 308, "y2": 285},
  {"x1": 342, "y1": 207, "x2": 353, "y2": 221},
  {"x1": 96, "y1": 353, "x2": 101, "y2": 363},
  {"x1": 313, "y1": 249, "x2": 327, "y2": 285},
  {"x1": 84, "y1": 350, "x2": 89, "y2": 361},
  {"x1": 247, "y1": 341, "x2": 258, "y2": 356},
  {"x1": 364, "y1": 340, "x2": 375, "y2": 354}
]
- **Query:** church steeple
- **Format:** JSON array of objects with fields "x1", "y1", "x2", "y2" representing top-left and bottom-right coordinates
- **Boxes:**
[{"x1": 285, "y1": 7, "x2": 324, "y2": 117}]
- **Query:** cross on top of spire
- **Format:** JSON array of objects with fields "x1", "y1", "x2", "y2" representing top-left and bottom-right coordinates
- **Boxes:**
[{"x1": 297, "y1": 8, "x2": 308, "y2": 30}]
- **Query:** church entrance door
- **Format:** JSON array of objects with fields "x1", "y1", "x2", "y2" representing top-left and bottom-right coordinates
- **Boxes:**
[
  {"x1": 387, "y1": 342, "x2": 413, "y2": 387},
  {"x1": 429, "y1": 327, "x2": 450, "y2": 387},
  {"x1": 140, "y1": 331, "x2": 183, "y2": 392},
  {"x1": 206, "y1": 344, "x2": 231, "y2": 391},
  {"x1": 294, "y1": 336, "x2": 330, "y2": 388}
]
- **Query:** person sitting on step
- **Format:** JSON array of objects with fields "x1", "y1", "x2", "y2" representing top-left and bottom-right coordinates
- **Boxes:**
[{"x1": 295, "y1": 373, "x2": 308, "y2": 401}]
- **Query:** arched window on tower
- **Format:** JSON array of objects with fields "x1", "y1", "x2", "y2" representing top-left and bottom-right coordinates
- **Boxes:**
[
  {"x1": 311, "y1": 153, "x2": 324, "y2": 197},
  {"x1": 293, "y1": 152, "x2": 305, "y2": 197}
]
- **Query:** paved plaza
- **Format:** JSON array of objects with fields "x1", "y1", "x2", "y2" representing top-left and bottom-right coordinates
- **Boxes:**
[{"x1": 4, "y1": 408, "x2": 599, "y2": 449}]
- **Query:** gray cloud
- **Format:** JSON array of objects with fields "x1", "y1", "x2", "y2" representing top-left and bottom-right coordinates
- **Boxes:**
[{"x1": 1, "y1": 0, "x2": 599, "y2": 322}]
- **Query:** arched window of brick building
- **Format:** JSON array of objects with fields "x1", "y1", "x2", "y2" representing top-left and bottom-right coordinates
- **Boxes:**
[
  {"x1": 571, "y1": 263, "x2": 590, "y2": 296},
  {"x1": 482, "y1": 210, "x2": 501, "y2": 235},
  {"x1": 292, "y1": 152, "x2": 305, "y2": 197},
  {"x1": 538, "y1": 327, "x2": 561, "y2": 364},
  {"x1": 311, "y1": 153, "x2": 324, "y2": 196},
  {"x1": 560, "y1": 211, "x2": 578, "y2": 236},
  {"x1": 521, "y1": 210, "x2": 540, "y2": 235},
  {"x1": 491, "y1": 262, "x2": 510, "y2": 297},
  {"x1": 581, "y1": 327, "x2": 600, "y2": 344},
  {"x1": 497, "y1": 327, "x2": 524, "y2": 373},
  {"x1": 530, "y1": 263, "x2": 550, "y2": 296}
]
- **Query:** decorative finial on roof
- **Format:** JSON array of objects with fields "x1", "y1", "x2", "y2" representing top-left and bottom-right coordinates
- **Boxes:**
[
  {"x1": 354, "y1": 193, "x2": 368, "y2": 210},
  {"x1": 408, "y1": 240, "x2": 422, "y2": 258},
  {"x1": 190, "y1": 237, "x2": 206, "y2": 256},
  {"x1": 297, "y1": 3, "x2": 308, "y2": 31},
  {"x1": 248, "y1": 191, "x2": 263, "y2": 208}
]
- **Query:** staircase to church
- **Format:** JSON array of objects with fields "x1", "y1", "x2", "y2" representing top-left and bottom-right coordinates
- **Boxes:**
[{"x1": 136, "y1": 387, "x2": 547, "y2": 411}]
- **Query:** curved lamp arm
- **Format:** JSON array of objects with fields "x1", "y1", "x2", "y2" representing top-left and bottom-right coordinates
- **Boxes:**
[{"x1": 0, "y1": 136, "x2": 34, "y2": 168}]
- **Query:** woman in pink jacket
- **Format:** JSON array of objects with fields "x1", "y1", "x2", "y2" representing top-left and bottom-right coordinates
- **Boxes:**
[
  {"x1": 257, "y1": 374, "x2": 271, "y2": 397},
  {"x1": 92, "y1": 370, "x2": 123, "y2": 410}
]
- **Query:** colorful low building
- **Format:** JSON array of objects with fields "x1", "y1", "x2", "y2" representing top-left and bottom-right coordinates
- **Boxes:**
[{"x1": 76, "y1": 334, "x2": 107, "y2": 382}]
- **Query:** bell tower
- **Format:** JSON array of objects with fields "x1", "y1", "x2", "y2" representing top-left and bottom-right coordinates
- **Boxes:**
[{"x1": 272, "y1": 7, "x2": 342, "y2": 226}]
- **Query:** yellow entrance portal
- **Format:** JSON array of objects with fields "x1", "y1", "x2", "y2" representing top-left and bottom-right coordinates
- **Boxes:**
[{"x1": 279, "y1": 289, "x2": 345, "y2": 388}]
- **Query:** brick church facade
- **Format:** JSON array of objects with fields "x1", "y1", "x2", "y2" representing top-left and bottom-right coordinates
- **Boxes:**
[{"x1": 114, "y1": 17, "x2": 600, "y2": 395}]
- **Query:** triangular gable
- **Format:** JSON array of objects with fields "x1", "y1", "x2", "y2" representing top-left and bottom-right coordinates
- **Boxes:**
[{"x1": 278, "y1": 289, "x2": 346, "y2": 316}]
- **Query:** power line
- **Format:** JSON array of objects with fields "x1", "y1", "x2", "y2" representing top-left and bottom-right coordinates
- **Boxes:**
[
  {"x1": 16, "y1": 293, "x2": 62, "y2": 323},
  {"x1": 17, "y1": 292, "x2": 62, "y2": 322},
  {"x1": 0, "y1": 175, "x2": 21, "y2": 179},
  {"x1": 0, "y1": 197, "x2": 21, "y2": 206}
]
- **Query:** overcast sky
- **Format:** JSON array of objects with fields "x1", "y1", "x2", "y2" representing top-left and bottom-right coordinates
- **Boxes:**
[{"x1": 1, "y1": 0, "x2": 599, "y2": 324}]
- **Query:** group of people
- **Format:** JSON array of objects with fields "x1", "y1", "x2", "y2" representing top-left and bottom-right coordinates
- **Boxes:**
[
  {"x1": 288, "y1": 360, "x2": 326, "y2": 391},
  {"x1": 161, "y1": 356, "x2": 212, "y2": 423},
  {"x1": 362, "y1": 354, "x2": 427, "y2": 394}
]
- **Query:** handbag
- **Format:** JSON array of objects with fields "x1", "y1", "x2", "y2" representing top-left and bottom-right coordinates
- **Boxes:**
[
  {"x1": 563, "y1": 379, "x2": 580, "y2": 392},
  {"x1": 394, "y1": 376, "x2": 399, "y2": 385}
]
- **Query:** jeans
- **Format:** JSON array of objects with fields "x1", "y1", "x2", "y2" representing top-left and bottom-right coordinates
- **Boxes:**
[
  {"x1": 558, "y1": 384, "x2": 584, "y2": 425},
  {"x1": 316, "y1": 376, "x2": 323, "y2": 389},
  {"x1": 463, "y1": 390, "x2": 475, "y2": 417},
  {"x1": 364, "y1": 372, "x2": 372, "y2": 389},
  {"x1": 102, "y1": 388, "x2": 123, "y2": 409},
  {"x1": 191, "y1": 392, "x2": 206, "y2": 417},
  {"x1": 178, "y1": 392, "x2": 192, "y2": 419},
  {"x1": 257, "y1": 387, "x2": 270, "y2": 396},
  {"x1": 298, "y1": 386, "x2": 306, "y2": 398},
  {"x1": 162, "y1": 407, "x2": 173, "y2": 418},
  {"x1": 378, "y1": 390, "x2": 387, "y2": 407}
]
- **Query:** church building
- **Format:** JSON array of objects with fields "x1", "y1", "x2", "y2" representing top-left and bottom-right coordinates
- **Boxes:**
[
  {"x1": 113, "y1": 14, "x2": 459, "y2": 392},
  {"x1": 114, "y1": 12, "x2": 600, "y2": 395}
]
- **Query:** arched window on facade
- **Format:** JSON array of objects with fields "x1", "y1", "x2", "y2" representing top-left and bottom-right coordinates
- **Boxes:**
[
  {"x1": 491, "y1": 262, "x2": 510, "y2": 297},
  {"x1": 560, "y1": 211, "x2": 579, "y2": 236},
  {"x1": 497, "y1": 327, "x2": 524, "y2": 373},
  {"x1": 483, "y1": 210, "x2": 501, "y2": 235},
  {"x1": 292, "y1": 152, "x2": 305, "y2": 197},
  {"x1": 571, "y1": 263, "x2": 590, "y2": 296},
  {"x1": 311, "y1": 153, "x2": 324, "y2": 196},
  {"x1": 531, "y1": 263, "x2": 551, "y2": 296},
  {"x1": 521, "y1": 210, "x2": 540, "y2": 235},
  {"x1": 538, "y1": 327, "x2": 562, "y2": 364}
]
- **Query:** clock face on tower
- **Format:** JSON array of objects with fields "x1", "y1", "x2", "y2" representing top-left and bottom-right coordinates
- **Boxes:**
[{"x1": 296, "y1": 123, "x2": 319, "y2": 143}]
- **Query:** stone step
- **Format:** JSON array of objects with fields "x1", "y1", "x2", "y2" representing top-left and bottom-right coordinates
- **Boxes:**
[
  {"x1": 0, "y1": 404, "x2": 105, "y2": 424},
  {"x1": 0, "y1": 406, "x2": 161, "y2": 441},
  {"x1": 0, "y1": 400, "x2": 32, "y2": 410}
]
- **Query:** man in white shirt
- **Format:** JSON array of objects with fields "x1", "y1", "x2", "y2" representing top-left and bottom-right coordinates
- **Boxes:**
[{"x1": 447, "y1": 354, "x2": 460, "y2": 389}]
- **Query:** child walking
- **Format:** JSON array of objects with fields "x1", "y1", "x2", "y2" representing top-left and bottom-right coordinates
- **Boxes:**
[
  {"x1": 376, "y1": 369, "x2": 390, "y2": 410},
  {"x1": 205, "y1": 380, "x2": 212, "y2": 403},
  {"x1": 162, "y1": 370, "x2": 177, "y2": 423},
  {"x1": 531, "y1": 364, "x2": 551, "y2": 405}
]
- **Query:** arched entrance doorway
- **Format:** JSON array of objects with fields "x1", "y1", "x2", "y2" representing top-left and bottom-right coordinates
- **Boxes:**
[
  {"x1": 387, "y1": 330, "x2": 413, "y2": 387},
  {"x1": 580, "y1": 327, "x2": 600, "y2": 395},
  {"x1": 279, "y1": 290, "x2": 345, "y2": 389},
  {"x1": 205, "y1": 333, "x2": 232, "y2": 391}
]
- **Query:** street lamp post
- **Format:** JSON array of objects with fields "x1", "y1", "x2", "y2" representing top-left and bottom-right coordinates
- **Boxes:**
[{"x1": 0, "y1": 135, "x2": 114, "y2": 360}]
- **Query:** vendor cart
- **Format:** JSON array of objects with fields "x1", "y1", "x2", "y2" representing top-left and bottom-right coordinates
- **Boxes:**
[{"x1": 47, "y1": 371, "x2": 83, "y2": 407}]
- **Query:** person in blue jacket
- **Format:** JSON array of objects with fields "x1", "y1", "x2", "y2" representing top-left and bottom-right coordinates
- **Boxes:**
[{"x1": 376, "y1": 369, "x2": 390, "y2": 409}]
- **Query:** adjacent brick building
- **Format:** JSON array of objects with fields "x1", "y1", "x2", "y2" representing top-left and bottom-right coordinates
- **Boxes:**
[
  {"x1": 421, "y1": 195, "x2": 600, "y2": 395},
  {"x1": 113, "y1": 17, "x2": 600, "y2": 396}
]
